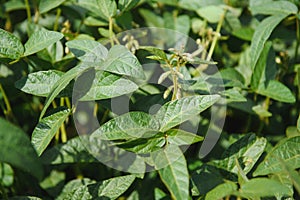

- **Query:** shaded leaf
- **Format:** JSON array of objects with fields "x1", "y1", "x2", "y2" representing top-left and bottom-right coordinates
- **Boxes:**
[
  {"x1": 0, "y1": 28, "x2": 24, "y2": 60},
  {"x1": 196, "y1": 5, "x2": 224, "y2": 23},
  {"x1": 32, "y1": 107, "x2": 70, "y2": 156},
  {"x1": 0, "y1": 163, "x2": 14, "y2": 187},
  {"x1": 118, "y1": 0, "x2": 139, "y2": 12},
  {"x1": 254, "y1": 136, "x2": 300, "y2": 176},
  {"x1": 24, "y1": 29, "x2": 64, "y2": 56},
  {"x1": 0, "y1": 118, "x2": 43, "y2": 180},
  {"x1": 40, "y1": 170, "x2": 65, "y2": 197}
]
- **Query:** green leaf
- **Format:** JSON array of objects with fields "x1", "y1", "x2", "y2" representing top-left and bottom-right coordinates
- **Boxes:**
[
  {"x1": 77, "y1": 0, "x2": 117, "y2": 19},
  {"x1": 15, "y1": 70, "x2": 64, "y2": 97},
  {"x1": 222, "y1": 88, "x2": 247, "y2": 103},
  {"x1": 39, "y1": 0, "x2": 66, "y2": 14},
  {"x1": 215, "y1": 133, "x2": 267, "y2": 175},
  {"x1": 66, "y1": 39, "x2": 108, "y2": 63},
  {"x1": 205, "y1": 181, "x2": 237, "y2": 200},
  {"x1": 152, "y1": 145, "x2": 189, "y2": 200},
  {"x1": 41, "y1": 136, "x2": 97, "y2": 164},
  {"x1": 56, "y1": 178, "x2": 95, "y2": 200},
  {"x1": 139, "y1": 9, "x2": 164, "y2": 27},
  {"x1": 154, "y1": 188, "x2": 171, "y2": 200},
  {"x1": 257, "y1": 80, "x2": 296, "y2": 103},
  {"x1": 40, "y1": 170, "x2": 66, "y2": 197},
  {"x1": 278, "y1": 160, "x2": 300, "y2": 194},
  {"x1": 254, "y1": 136, "x2": 300, "y2": 176},
  {"x1": 24, "y1": 28, "x2": 64, "y2": 56},
  {"x1": 65, "y1": 175, "x2": 135, "y2": 199},
  {"x1": 251, "y1": 41, "x2": 273, "y2": 90},
  {"x1": 91, "y1": 111, "x2": 159, "y2": 140},
  {"x1": 80, "y1": 71, "x2": 139, "y2": 100},
  {"x1": 32, "y1": 107, "x2": 70, "y2": 156},
  {"x1": 117, "y1": 134, "x2": 165, "y2": 154},
  {"x1": 0, "y1": 163, "x2": 14, "y2": 187},
  {"x1": 0, "y1": 118, "x2": 43, "y2": 180},
  {"x1": 165, "y1": 129, "x2": 204, "y2": 145},
  {"x1": 196, "y1": 5, "x2": 224, "y2": 23},
  {"x1": 252, "y1": 104, "x2": 272, "y2": 118},
  {"x1": 250, "y1": 0, "x2": 298, "y2": 15},
  {"x1": 232, "y1": 27, "x2": 254, "y2": 41},
  {"x1": 0, "y1": 28, "x2": 24, "y2": 60},
  {"x1": 99, "y1": 45, "x2": 145, "y2": 79},
  {"x1": 139, "y1": 46, "x2": 168, "y2": 62},
  {"x1": 118, "y1": 0, "x2": 139, "y2": 12},
  {"x1": 40, "y1": 64, "x2": 89, "y2": 120},
  {"x1": 239, "y1": 178, "x2": 292, "y2": 198},
  {"x1": 250, "y1": 14, "x2": 288, "y2": 68},
  {"x1": 155, "y1": 95, "x2": 220, "y2": 132}
]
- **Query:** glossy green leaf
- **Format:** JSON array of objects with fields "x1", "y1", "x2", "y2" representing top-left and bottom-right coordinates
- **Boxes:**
[
  {"x1": 257, "y1": 80, "x2": 296, "y2": 103},
  {"x1": 139, "y1": 46, "x2": 168, "y2": 61},
  {"x1": 56, "y1": 178, "x2": 95, "y2": 200},
  {"x1": 250, "y1": 14, "x2": 288, "y2": 69},
  {"x1": 0, "y1": 118, "x2": 43, "y2": 180},
  {"x1": 215, "y1": 133, "x2": 267, "y2": 175},
  {"x1": 66, "y1": 39, "x2": 108, "y2": 63},
  {"x1": 15, "y1": 70, "x2": 64, "y2": 97},
  {"x1": 80, "y1": 71, "x2": 139, "y2": 100},
  {"x1": 39, "y1": 0, "x2": 66, "y2": 14},
  {"x1": 152, "y1": 145, "x2": 189, "y2": 200},
  {"x1": 254, "y1": 136, "x2": 300, "y2": 176},
  {"x1": 99, "y1": 45, "x2": 145, "y2": 79},
  {"x1": 196, "y1": 5, "x2": 224, "y2": 23},
  {"x1": 65, "y1": 175, "x2": 135, "y2": 199},
  {"x1": 91, "y1": 111, "x2": 159, "y2": 140},
  {"x1": 251, "y1": 41, "x2": 273, "y2": 89},
  {"x1": 0, "y1": 163, "x2": 14, "y2": 187},
  {"x1": 239, "y1": 178, "x2": 292, "y2": 198},
  {"x1": 0, "y1": 28, "x2": 24, "y2": 59},
  {"x1": 24, "y1": 29, "x2": 64, "y2": 56},
  {"x1": 155, "y1": 95, "x2": 220, "y2": 132},
  {"x1": 165, "y1": 129, "x2": 204, "y2": 145},
  {"x1": 250, "y1": 0, "x2": 298, "y2": 15},
  {"x1": 117, "y1": 133, "x2": 165, "y2": 154},
  {"x1": 32, "y1": 107, "x2": 70, "y2": 156},
  {"x1": 205, "y1": 181, "x2": 237, "y2": 200},
  {"x1": 118, "y1": 0, "x2": 139, "y2": 12},
  {"x1": 40, "y1": 64, "x2": 90, "y2": 120}
]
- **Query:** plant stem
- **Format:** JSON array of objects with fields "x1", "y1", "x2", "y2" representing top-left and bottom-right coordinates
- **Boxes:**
[
  {"x1": 206, "y1": 9, "x2": 227, "y2": 61},
  {"x1": 24, "y1": 0, "x2": 32, "y2": 23},
  {"x1": 109, "y1": 17, "x2": 114, "y2": 47},
  {"x1": 0, "y1": 83, "x2": 13, "y2": 119},
  {"x1": 54, "y1": 8, "x2": 61, "y2": 31},
  {"x1": 295, "y1": 15, "x2": 300, "y2": 63}
]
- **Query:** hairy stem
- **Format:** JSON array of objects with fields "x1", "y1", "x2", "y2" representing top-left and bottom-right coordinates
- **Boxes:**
[
  {"x1": 0, "y1": 83, "x2": 13, "y2": 119},
  {"x1": 25, "y1": 0, "x2": 32, "y2": 23}
]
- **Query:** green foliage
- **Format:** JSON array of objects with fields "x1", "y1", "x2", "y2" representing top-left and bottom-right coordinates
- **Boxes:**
[{"x1": 0, "y1": 0, "x2": 299, "y2": 199}]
